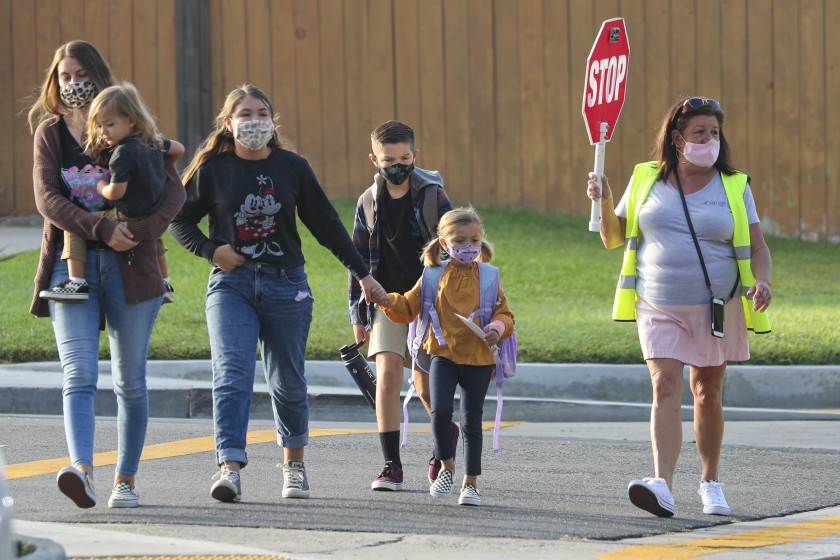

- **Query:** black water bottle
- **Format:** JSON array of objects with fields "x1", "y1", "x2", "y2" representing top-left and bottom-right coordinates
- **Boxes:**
[{"x1": 339, "y1": 340, "x2": 377, "y2": 410}]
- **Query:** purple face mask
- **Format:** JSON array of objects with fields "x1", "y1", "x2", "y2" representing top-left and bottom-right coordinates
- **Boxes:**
[
  {"x1": 679, "y1": 137, "x2": 720, "y2": 168},
  {"x1": 447, "y1": 244, "x2": 481, "y2": 265}
]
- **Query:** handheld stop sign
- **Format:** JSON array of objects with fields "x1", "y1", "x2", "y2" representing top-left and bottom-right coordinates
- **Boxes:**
[{"x1": 582, "y1": 18, "x2": 629, "y2": 232}]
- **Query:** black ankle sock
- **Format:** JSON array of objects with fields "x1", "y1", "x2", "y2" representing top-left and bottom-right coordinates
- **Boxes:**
[{"x1": 380, "y1": 431, "x2": 401, "y2": 465}]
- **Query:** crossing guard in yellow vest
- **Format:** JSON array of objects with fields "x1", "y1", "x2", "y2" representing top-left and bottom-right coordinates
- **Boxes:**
[{"x1": 586, "y1": 96, "x2": 773, "y2": 520}]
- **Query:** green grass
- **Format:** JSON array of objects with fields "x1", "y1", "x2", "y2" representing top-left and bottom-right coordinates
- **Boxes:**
[{"x1": 2, "y1": 199, "x2": 839, "y2": 364}]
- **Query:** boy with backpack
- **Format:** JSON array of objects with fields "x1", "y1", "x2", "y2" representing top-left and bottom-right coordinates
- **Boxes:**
[{"x1": 349, "y1": 120, "x2": 452, "y2": 491}]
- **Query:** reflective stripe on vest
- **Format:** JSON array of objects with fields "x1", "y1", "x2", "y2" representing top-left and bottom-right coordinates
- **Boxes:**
[{"x1": 612, "y1": 162, "x2": 771, "y2": 334}]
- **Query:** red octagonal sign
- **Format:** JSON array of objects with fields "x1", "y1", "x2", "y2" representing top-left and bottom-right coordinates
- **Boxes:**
[{"x1": 582, "y1": 18, "x2": 630, "y2": 145}]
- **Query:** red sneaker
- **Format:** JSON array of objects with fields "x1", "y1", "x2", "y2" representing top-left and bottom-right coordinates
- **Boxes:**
[
  {"x1": 371, "y1": 461, "x2": 403, "y2": 491},
  {"x1": 428, "y1": 422, "x2": 460, "y2": 483}
]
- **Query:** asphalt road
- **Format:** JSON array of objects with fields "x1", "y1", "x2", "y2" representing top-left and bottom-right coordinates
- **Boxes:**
[{"x1": 5, "y1": 415, "x2": 840, "y2": 544}]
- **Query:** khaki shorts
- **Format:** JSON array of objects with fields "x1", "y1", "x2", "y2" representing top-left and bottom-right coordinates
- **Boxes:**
[{"x1": 368, "y1": 308, "x2": 411, "y2": 367}]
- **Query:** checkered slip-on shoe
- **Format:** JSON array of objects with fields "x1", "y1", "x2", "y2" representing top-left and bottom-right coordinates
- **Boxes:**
[
  {"x1": 107, "y1": 482, "x2": 139, "y2": 508},
  {"x1": 429, "y1": 469, "x2": 453, "y2": 499},
  {"x1": 458, "y1": 483, "x2": 481, "y2": 506},
  {"x1": 40, "y1": 279, "x2": 89, "y2": 301}
]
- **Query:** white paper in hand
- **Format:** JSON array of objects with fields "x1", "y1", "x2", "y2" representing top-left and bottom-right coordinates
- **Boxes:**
[{"x1": 454, "y1": 313, "x2": 487, "y2": 341}]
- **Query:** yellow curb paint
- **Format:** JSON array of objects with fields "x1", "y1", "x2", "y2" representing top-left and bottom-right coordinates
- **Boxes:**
[
  {"x1": 5, "y1": 422, "x2": 522, "y2": 480},
  {"x1": 68, "y1": 556, "x2": 295, "y2": 560},
  {"x1": 597, "y1": 516, "x2": 840, "y2": 559}
]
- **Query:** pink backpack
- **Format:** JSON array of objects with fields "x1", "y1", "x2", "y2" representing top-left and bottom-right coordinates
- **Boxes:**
[{"x1": 403, "y1": 260, "x2": 517, "y2": 452}]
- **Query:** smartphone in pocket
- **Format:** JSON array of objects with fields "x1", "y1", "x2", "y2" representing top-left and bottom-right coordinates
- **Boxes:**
[{"x1": 711, "y1": 298, "x2": 725, "y2": 338}]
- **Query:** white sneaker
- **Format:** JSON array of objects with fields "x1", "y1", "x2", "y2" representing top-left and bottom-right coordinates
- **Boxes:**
[
  {"x1": 698, "y1": 480, "x2": 731, "y2": 515},
  {"x1": 628, "y1": 477, "x2": 675, "y2": 517},
  {"x1": 56, "y1": 466, "x2": 96, "y2": 508},
  {"x1": 107, "y1": 481, "x2": 139, "y2": 508}
]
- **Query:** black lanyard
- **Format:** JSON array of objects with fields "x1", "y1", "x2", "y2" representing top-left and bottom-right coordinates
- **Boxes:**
[{"x1": 672, "y1": 169, "x2": 739, "y2": 301}]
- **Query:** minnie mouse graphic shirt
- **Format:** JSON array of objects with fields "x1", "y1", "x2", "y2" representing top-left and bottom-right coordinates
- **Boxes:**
[{"x1": 171, "y1": 148, "x2": 369, "y2": 279}]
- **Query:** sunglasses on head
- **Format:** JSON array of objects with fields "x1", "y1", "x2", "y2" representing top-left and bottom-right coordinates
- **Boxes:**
[{"x1": 682, "y1": 97, "x2": 721, "y2": 110}]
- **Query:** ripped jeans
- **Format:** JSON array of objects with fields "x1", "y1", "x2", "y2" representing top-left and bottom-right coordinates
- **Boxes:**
[{"x1": 205, "y1": 262, "x2": 314, "y2": 467}]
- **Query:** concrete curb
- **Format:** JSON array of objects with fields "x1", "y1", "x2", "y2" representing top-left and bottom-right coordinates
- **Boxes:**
[
  {"x1": 1, "y1": 360, "x2": 839, "y2": 422},
  {"x1": 13, "y1": 535, "x2": 66, "y2": 560}
]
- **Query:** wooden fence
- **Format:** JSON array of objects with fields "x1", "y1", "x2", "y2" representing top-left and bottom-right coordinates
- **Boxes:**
[{"x1": 4, "y1": 0, "x2": 839, "y2": 241}]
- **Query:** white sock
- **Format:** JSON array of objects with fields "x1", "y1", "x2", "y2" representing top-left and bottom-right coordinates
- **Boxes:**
[
  {"x1": 68, "y1": 277, "x2": 86, "y2": 284},
  {"x1": 163, "y1": 277, "x2": 170, "y2": 283}
]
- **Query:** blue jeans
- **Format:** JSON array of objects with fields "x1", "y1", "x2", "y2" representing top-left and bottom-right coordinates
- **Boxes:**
[
  {"x1": 429, "y1": 356, "x2": 493, "y2": 477},
  {"x1": 49, "y1": 248, "x2": 162, "y2": 476},
  {"x1": 205, "y1": 262, "x2": 313, "y2": 467}
]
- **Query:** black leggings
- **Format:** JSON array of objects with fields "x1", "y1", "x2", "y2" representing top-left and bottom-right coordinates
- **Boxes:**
[{"x1": 429, "y1": 356, "x2": 493, "y2": 477}]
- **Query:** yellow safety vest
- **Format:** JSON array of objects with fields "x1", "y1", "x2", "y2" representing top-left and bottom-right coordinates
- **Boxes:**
[{"x1": 612, "y1": 162, "x2": 771, "y2": 334}]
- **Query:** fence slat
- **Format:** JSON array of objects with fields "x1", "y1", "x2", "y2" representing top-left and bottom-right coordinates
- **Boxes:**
[
  {"x1": 467, "y1": 0, "x2": 496, "y2": 205},
  {"x1": 772, "y1": 0, "x2": 801, "y2": 237},
  {"x1": 798, "y1": 0, "x2": 826, "y2": 241},
  {"x1": 720, "y1": 0, "x2": 747, "y2": 172},
  {"x1": 12, "y1": 0, "x2": 38, "y2": 215},
  {"x1": 319, "y1": 0, "x2": 349, "y2": 195},
  {"x1": 417, "y1": 0, "x2": 447, "y2": 185},
  {"x1": 270, "y1": 0, "x2": 300, "y2": 151},
  {"x1": 442, "y1": 0, "x2": 470, "y2": 203},
  {"x1": 494, "y1": 0, "x2": 521, "y2": 208},
  {"x1": 108, "y1": 0, "x2": 133, "y2": 81},
  {"x1": 615, "y1": 0, "x2": 646, "y2": 190},
  {"x1": 0, "y1": 0, "x2": 15, "y2": 215},
  {"x1": 827, "y1": 0, "x2": 840, "y2": 242},
  {"x1": 745, "y1": 0, "x2": 773, "y2": 228},
  {"x1": 293, "y1": 0, "x2": 324, "y2": 175},
  {"x1": 545, "y1": 0, "x2": 574, "y2": 213},
  {"x1": 567, "y1": 0, "x2": 595, "y2": 214},
  {"x1": 518, "y1": 0, "x2": 547, "y2": 210},
  {"x1": 155, "y1": 0, "x2": 178, "y2": 142},
  {"x1": 342, "y1": 0, "x2": 369, "y2": 192}
]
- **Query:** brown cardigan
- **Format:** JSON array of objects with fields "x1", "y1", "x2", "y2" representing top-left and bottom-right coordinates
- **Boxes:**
[{"x1": 29, "y1": 118, "x2": 186, "y2": 317}]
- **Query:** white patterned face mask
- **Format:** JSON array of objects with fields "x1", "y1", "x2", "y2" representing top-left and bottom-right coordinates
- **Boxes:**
[
  {"x1": 60, "y1": 81, "x2": 98, "y2": 109},
  {"x1": 234, "y1": 119, "x2": 275, "y2": 151}
]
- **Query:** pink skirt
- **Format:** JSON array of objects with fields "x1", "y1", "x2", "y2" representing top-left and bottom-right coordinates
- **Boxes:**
[{"x1": 635, "y1": 297, "x2": 749, "y2": 367}]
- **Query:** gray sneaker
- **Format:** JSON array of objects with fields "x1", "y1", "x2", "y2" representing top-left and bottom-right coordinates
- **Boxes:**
[
  {"x1": 281, "y1": 460, "x2": 310, "y2": 499},
  {"x1": 211, "y1": 465, "x2": 241, "y2": 503},
  {"x1": 56, "y1": 466, "x2": 96, "y2": 508}
]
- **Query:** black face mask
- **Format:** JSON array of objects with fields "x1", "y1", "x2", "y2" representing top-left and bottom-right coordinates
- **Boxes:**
[{"x1": 379, "y1": 162, "x2": 414, "y2": 185}]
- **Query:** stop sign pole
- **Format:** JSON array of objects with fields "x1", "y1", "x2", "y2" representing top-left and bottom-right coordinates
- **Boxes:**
[{"x1": 582, "y1": 18, "x2": 629, "y2": 232}]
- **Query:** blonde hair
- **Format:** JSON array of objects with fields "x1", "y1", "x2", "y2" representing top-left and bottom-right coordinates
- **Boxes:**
[
  {"x1": 421, "y1": 207, "x2": 494, "y2": 267},
  {"x1": 27, "y1": 40, "x2": 116, "y2": 132},
  {"x1": 84, "y1": 82, "x2": 161, "y2": 164},
  {"x1": 181, "y1": 84, "x2": 291, "y2": 186}
]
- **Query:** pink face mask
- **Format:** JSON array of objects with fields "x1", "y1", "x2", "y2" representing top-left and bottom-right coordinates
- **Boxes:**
[
  {"x1": 679, "y1": 137, "x2": 720, "y2": 168},
  {"x1": 447, "y1": 244, "x2": 481, "y2": 265}
]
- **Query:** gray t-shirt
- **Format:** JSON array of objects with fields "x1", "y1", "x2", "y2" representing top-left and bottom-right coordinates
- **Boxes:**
[{"x1": 615, "y1": 174, "x2": 759, "y2": 305}]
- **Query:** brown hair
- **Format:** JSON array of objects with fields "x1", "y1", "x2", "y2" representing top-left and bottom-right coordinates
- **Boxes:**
[
  {"x1": 371, "y1": 120, "x2": 415, "y2": 150},
  {"x1": 181, "y1": 84, "x2": 290, "y2": 186},
  {"x1": 85, "y1": 82, "x2": 162, "y2": 164},
  {"x1": 652, "y1": 96, "x2": 737, "y2": 181},
  {"x1": 27, "y1": 40, "x2": 116, "y2": 132},
  {"x1": 421, "y1": 207, "x2": 494, "y2": 267}
]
